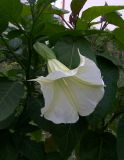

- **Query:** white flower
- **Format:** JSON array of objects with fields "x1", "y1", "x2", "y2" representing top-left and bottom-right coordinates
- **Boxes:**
[{"x1": 32, "y1": 51, "x2": 105, "y2": 124}]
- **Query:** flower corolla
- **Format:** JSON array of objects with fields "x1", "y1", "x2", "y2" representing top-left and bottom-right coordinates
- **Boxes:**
[{"x1": 32, "y1": 46, "x2": 105, "y2": 124}]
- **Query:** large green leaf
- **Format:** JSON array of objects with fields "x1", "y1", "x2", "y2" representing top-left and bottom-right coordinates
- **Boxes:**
[
  {"x1": 88, "y1": 56, "x2": 119, "y2": 125},
  {"x1": 43, "y1": 5, "x2": 69, "y2": 15},
  {"x1": 0, "y1": 131, "x2": 45, "y2": 160},
  {"x1": 0, "y1": 80, "x2": 24, "y2": 122},
  {"x1": 52, "y1": 119, "x2": 87, "y2": 159},
  {"x1": 80, "y1": 131, "x2": 118, "y2": 160},
  {"x1": 21, "y1": 4, "x2": 31, "y2": 17},
  {"x1": 0, "y1": 132, "x2": 18, "y2": 160},
  {"x1": 37, "y1": 23, "x2": 66, "y2": 38},
  {"x1": 0, "y1": 114, "x2": 15, "y2": 129},
  {"x1": 117, "y1": 115, "x2": 124, "y2": 160},
  {"x1": 54, "y1": 37, "x2": 96, "y2": 69},
  {"x1": 21, "y1": 138, "x2": 45, "y2": 160},
  {"x1": 0, "y1": 0, "x2": 23, "y2": 32},
  {"x1": 76, "y1": 18, "x2": 89, "y2": 30},
  {"x1": 0, "y1": 19, "x2": 8, "y2": 33},
  {"x1": 96, "y1": 51, "x2": 124, "y2": 68},
  {"x1": 32, "y1": 11, "x2": 61, "y2": 38},
  {"x1": 81, "y1": 6, "x2": 124, "y2": 22},
  {"x1": 71, "y1": 0, "x2": 87, "y2": 15},
  {"x1": 46, "y1": 152, "x2": 63, "y2": 160},
  {"x1": 0, "y1": 142, "x2": 17, "y2": 160},
  {"x1": 105, "y1": 12, "x2": 124, "y2": 28}
]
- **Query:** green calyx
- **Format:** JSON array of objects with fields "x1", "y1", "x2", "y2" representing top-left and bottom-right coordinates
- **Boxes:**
[{"x1": 33, "y1": 42, "x2": 56, "y2": 60}]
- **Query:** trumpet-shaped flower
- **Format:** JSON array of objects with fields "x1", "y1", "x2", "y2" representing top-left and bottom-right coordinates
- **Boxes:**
[{"x1": 31, "y1": 49, "x2": 105, "y2": 124}]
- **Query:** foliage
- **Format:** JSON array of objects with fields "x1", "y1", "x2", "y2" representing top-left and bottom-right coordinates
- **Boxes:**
[{"x1": 0, "y1": 0, "x2": 124, "y2": 159}]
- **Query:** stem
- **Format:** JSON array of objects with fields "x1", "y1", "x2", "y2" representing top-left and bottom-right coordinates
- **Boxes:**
[
  {"x1": 30, "y1": 3, "x2": 35, "y2": 22},
  {"x1": 60, "y1": 15, "x2": 73, "y2": 29},
  {"x1": 100, "y1": 22, "x2": 103, "y2": 30},
  {"x1": 29, "y1": 0, "x2": 35, "y2": 23},
  {"x1": 26, "y1": 37, "x2": 33, "y2": 80},
  {"x1": 104, "y1": 111, "x2": 124, "y2": 130},
  {"x1": 98, "y1": 137, "x2": 103, "y2": 160},
  {"x1": 101, "y1": 21, "x2": 108, "y2": 30},
  {"x1": 25, "y1": 1, "x2": 38, "y2": 96}
]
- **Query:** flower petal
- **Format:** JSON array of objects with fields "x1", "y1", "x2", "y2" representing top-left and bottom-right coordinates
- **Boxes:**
[
  {"x1": 40, "y1": 80, "x2": 79, "y2": 124},
  {"x1": 29, "y1": 52, "x2": 105, "y2": 124},
  {"x1": 66, "y1": 78, "x2": 104, "y2": 116},
  {"x1": 75, "y1": 54, "x2": 104, "y2": 86},
  {"x1": 48, "y1": 59, "x2": 69, "y2": 72},
  {"x1": 35, "y1": 55, "x2": 104, "y2": 87},
  {"x1": 33, "y1": 69, "x2": 77, "y2": 82}
]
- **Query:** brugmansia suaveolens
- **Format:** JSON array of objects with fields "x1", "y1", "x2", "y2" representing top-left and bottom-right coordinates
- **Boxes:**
[{"x1": 31, "y1": 42, "x2": 105, "y2": 124}]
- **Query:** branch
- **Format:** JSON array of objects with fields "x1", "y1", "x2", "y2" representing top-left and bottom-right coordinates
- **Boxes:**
[
  {"x1": 104, "y1": 111, "x2": 124, "y2": 130},
  {"x1": 60, "y1": 15, "x2": 73, "y2": 29}
]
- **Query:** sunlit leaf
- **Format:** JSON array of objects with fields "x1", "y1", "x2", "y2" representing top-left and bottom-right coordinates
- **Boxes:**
[
  {"x1": 82, "y1": 6, "x2": 124, "y2": 22},
  {"x1": 71, "y1": 0, "x2": 87, "y2": 15},
  {"x1": 105, "y1": 12, "x2": 124, "y2": 28}
]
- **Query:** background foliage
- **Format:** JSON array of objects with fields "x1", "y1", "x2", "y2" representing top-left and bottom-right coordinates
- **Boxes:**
[{"x1": 0, "y1": 0, "x2": 124, "y2": 159}]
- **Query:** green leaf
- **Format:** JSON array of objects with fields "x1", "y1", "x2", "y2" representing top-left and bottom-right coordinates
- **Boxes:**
[
  {"x1": 7, "y1": 29, "x2": 23, "y2": 39},
  {"x1": 71, "y1": 0, "x2": 87, "y2": 15},
  {"x1": 54, "y1": 37, "x2": 96, "y2": 69},
  {"x1": 0, "y1": 80, "x2": 24, "y2": 122},
  {"x1": 105, "y1": 12, "x2": 124, "y2": 28},
  {"x1": 32, "y1": 13, "x2": 58, "y2": 38},
  {"x1": 37, "y1": 118, "x2": 87, "y2": 159},
  {"x1": 80, "y1": 131, "x2": 118, "y2": 160},
  {"x1": 76, "y1": 18, "x2": 89, "y2": 30},
  {"x1": 52, "y1": 120, "x2": 87, "y2": 159},
  {"x1": 88, "y1": 56, "x2": 119, "y2": 124},
  {"x1": 96, "y1": 51, "x2": 124, "y2": 68},
  {"x1": 81, "y1": 6, "x2": 124, "y2": 22},
  {"x1": 9, "y1": 0, "x2": 23, "y2": 22},
  {"x1": 0, "y1": 143, "x2": 17, "y2": 160},
  {"x1": 42, "y1": 23, "x2": 66, "y2": 37},
  {"x1": 28, "y1": 97, "x2": 43, "y2": 125},
  {"x1": 117, "y1": 115, "x2": 124, "y2": 160},
  {"x1": 44, "y1": 5, "x2": 69, "y2": 15},
  {"x1": 0, "y1": 114, "x2": 15, "y2": 129},
  {"x1": 0, "y1": 0, "x2": 23, "y2": 29},
  {"x1": 46, "y1": 152, "x2": 63, "y2": 160},
  {"x1": 29, "y1": 130, "x2": 43, "y2": 142},
  {"x1": 113, "y1": 28, "x2": 124, "y2": 48},
  {"x1": 21, "y1": 4, "x2": 31, "y2": 17},
  {"x1": 0, "y1": 132, "x2": 18, "y2": 160},
  {"x1": 21, "y1": 138, "x2": 45, "y2": 160},
  {"x1": 0, "y1": 19, "x2": 8, "y2": 33},
  {"x1": 0, "y1": 132, "x2": 45, "y2": 160}
]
